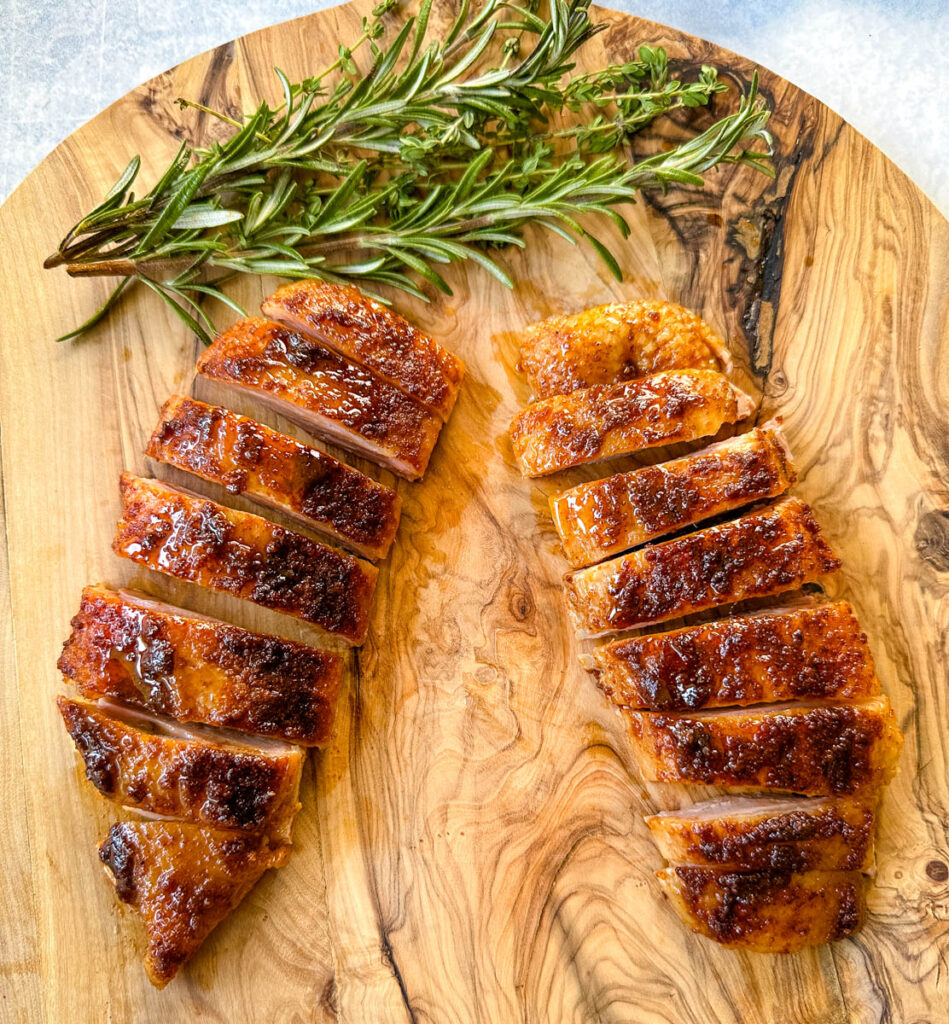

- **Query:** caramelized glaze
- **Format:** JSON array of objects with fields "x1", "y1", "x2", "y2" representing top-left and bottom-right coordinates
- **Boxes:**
[
  {"x1": 658, "y1": 867, "x2": 865, "y2": 952},
  {"x1": 57, "y1": 697, "x2": 304, "y2": 838},
  {"x1": 646, "y1": 795, "x2": 875, "y2": 871},
  {"x1": 627, "y1": 697, "x2": 902, "y2": 795},
  {"x1": 196, "y1": 317, "x2": 443, "y2": 480},
  {"x1": 551, "y1": 421, "x2": 795, "y2": 567},
  {"x1": 592, "y1": 601, "x2": 879, "y2": 710},
  {"x1": 262, "y1": 280, "x2": 465, "y2": 419},
  {"x1": 146, "y1": 395, "x2": 401, "y2": 560},
  {"x1": 59, "y1": 585, "x2": 342, "y2": 745},
  {"x1": 564, "y1": 497, "x2": 842, "y2": 637},
  {"x1": 113, "y1": 474, "x2": 377, "y2": 644},
  {"x1": 99, "y1": 820, "x2": 288, "y2": 988},
  {"x1": 518, "y1": 299, "x2": 728, "y2": 399},
  {"x1": 509, "y1": 369, "x2": 755, "y2": 478}
]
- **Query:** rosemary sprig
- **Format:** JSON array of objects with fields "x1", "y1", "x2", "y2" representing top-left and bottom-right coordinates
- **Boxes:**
[{"x1": 46, "y1": 0, "x2": 773, "y2": 343}]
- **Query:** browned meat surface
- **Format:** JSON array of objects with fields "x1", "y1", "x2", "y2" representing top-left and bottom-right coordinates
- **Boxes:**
[
  {"x1": 262, "y1": 280, "x2": 465, "y2": 420},
  {"x1": 99, "y1": 820, "x2": 288, "y2": 988},
  {"x1": 147, "y1": 395, "x2": 401, "y2": 560},
  {"x1": 646, "y1": 796, "x2": 876, "y2": 871},
  {"x1": 113, "y1": 474, "x2": 377, "y2": 645},
  {"x1": 518, "y1": 299, "x2": 729, "y2": 399},
  {"x1": 57, "y1": 697, "x2": 304, "y2": 839},
  {"x1": 509, "y1": 369, "x2": 754, "y2": 478},
  {"x1": 626, "y1": 697, "x2": 902, "y2": 795},
  {"x1": 59, "y1": 585, "x2": 342, "y2": 745},
  {"x1": 551, "y1": 421, "x2": 795, "y2": 567},
  {"x1": 564, "y1": 498, "x2": 841, "y2": 638},
  {"x1": 591, "y1": 601, "x2": 879, "y2": 711},
  {"x1": 657, "y1": 867, "x2": 866, "y2": 952},
  {"x1": 196, "y1": 317, "x2": 443, "y2": 480}
]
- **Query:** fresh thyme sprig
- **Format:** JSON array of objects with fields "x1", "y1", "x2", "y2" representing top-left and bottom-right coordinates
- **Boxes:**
[{"x1": 46, "y1": 0, "x2": 773, "y2": 343}]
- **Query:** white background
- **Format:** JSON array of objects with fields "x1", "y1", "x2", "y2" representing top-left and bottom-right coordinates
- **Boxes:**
[{"x1": 1, "y1": 0, "x2": 946, "y2": 213}]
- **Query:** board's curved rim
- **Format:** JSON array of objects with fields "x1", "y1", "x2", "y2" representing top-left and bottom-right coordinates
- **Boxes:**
[
  {"x1": 0, "y1": 1, "x2": 945, "y2": 1019},
  {"x1": 0, "y1": 0, "x2": 945, "y2": 229}
]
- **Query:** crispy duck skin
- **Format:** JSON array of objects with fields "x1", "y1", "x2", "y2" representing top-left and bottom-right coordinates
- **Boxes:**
[
  {"x1": 591, "y1": 601, "x2": 879, "y2": 711},
  {"x1": 657, "y1": 867, "x2": 866, "y2": 952},
  {"x1": 626, "y1": 697, "x2": 902, "y2": 795},
  {"x1": 196, "y1": 317, "x2": 443, "y2": 480},
  {"x1": 509, "y1": 369, "x2": 754, "y2": 478},
  {"x1": 646, "y1": 796, "x2": 876, "y2": 872},
  {"x1": 99, "y1": 820, "x2": 288, "y2": 988},
  {"x1": 113, "y1": 474, "x2": 377, "y2": 645},
  {"x1": 146, "y1": 395, "x2": 401, "y2": 560},
  {"x1": 262, "y1": 280, "x2": 465, "y2": 420},
  {"x1": 518, "y1": 299, "x2": 730, "y2": 399},
  {"x1": 551, "y1": 421, "x2": 795, "y2": 567},
  {"x1": 58, "y1": 585, "x2": 342, "y2": 746},
  {"x1": 57, "y1": 696, "x2": 304, "y2": 839},
  {"x1": 564, "y1": 497, "x2": 841, "y2": 638}
]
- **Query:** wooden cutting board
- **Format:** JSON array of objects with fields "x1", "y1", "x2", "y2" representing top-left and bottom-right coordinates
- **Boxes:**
[{"x1": 1, "y1": 2, "x2": 946, "y2": 1021}]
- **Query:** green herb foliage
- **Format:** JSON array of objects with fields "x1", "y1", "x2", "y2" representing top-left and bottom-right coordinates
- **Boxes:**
[{"x1": 46, "y1": 0, "x2": 773, "y2": 342}]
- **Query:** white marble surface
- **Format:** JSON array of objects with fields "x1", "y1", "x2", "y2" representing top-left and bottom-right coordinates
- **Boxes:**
[{"x1": 1, "y1": 0, "x2": 946, "y2": 213}]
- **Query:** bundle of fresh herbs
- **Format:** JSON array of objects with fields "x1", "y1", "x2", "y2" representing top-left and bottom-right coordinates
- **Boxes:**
[{"x1": 46, "y1": 0, "x2": 773, "y2": 342}]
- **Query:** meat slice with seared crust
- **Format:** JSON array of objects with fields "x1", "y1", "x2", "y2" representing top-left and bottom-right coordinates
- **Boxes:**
[
  {"x1": 590, "y1": 601, "x2": 879, "y2": 711},
  {"x1": 196, "y1": 317, "x2": 443, "y2": 480},
  {"x1": 646, "y1": 796, "x2": 876, "y2": 872},
  {"x1": 262, "y1": 280, "x2": 465, "y2": 420},
  {"x1": 564, "y1": 498, "x2": 841, "y2": 638},
  {"x1": 99, "y1": 820, "x2": 288, "y2": 988},
  {"x1": 509, "y1": 369, "x2": 754, "y2": 478},
  {"x1": 551, "y1": 421, "x2": 795, "y2": 567},
  {"x1": 113, "y1": 474, "x2": 377, "y2": 645},
  {"x1": 625, "y1": 697, "x2": 902, "y2": 795},
  {"x1": 657, "y1": 867, "x2": 866, "y2": 952},
  {"x1": 518, "y1": 299, "x2": 729, "y2": 399},
  {"x1": 146, "y1": 395, "x2": 401, "y2": 560},
  {"x1": 58, "y1": 585, "x2": 342, "y2": 745},
  {"x1": 57, "y1": 697, "x2": 304, "y2": 840}
]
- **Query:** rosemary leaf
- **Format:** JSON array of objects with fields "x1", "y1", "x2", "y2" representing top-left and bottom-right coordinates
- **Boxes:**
[{"x1": 47, "y1": 0, "x2": 773, "y2": 342}]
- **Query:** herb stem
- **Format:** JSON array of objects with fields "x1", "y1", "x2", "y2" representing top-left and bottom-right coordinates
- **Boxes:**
[{"x1": 47, "y1": 0, "x2": 772, "y2": 344}]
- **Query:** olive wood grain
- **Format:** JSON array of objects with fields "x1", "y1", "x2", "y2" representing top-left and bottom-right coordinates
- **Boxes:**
[{"x1": 0, "y1": 2, "x2": 946, "y2": 1021}]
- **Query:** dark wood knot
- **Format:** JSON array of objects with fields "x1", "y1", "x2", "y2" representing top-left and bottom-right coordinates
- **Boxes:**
[
  {"x1": 925, "y1": 860, "x2": 949, "y2": 883},
  {"x1": 320, "y1": 974, "x2": 339, "y2": 1015},
  {"x1": 764, "y1": 368, "x2": 789, "y2": 398},
  {"x1": 915, "y1": 510, "x2": 949, "y2": 571},
  {"x1": 508, "y1": 587, "x2": 534, "y2": 622}
]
